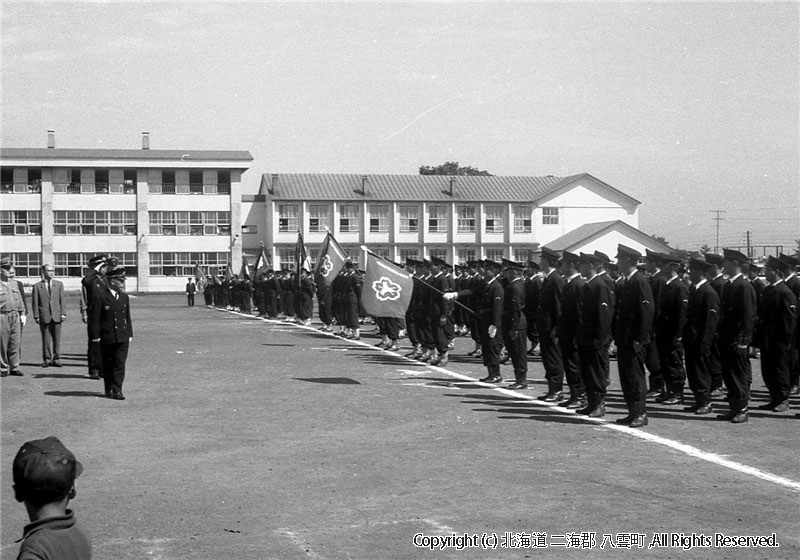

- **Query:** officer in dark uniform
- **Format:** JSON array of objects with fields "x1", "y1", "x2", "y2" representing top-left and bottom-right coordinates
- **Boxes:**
[
  {"x1": 465, "y1": 261, "x2": 484, "y2": 357},
  {"x1": 683, "y1": 258, "x2": 720, "y2": 414},
  {"x1": 264, "y1": 270, "x2": 279, "y2": 318},
  {"x1": 331, "y1": 268, "x2": 347, "y2": 335},
  {"x1": 755, "y1": 256, "x2": 797, "y2": 412},
  {"x1": 613, "y1": 245, "x2": 655, "y2": 428},
  {"x1": 429, "y1": 257, "x2": 455, "y2": 366},
  {"x1": 404, "y1": 259, "x2": 422, "y2": 357},
  {"x1": 716, "y1": 249, "x2": 757, "y2": 423},
  {"x1": 653, "y1": 254, "x2": 689, "y2": 404},
  {"x1": 704, "y1": 253, "x2": 727, "y2": 396},
  {"x1": 557, "y1": 251, "x2": 586, "y2": 409},
  {"x1": 501, "y1": 259, "x2": 528, "y2": 389},
  {"x1": 414, "y1": 260, "x2": 436, "y2": 362},
  {"x1": 778, "y1": 253, "x2": 800, "y2": 395},
  {"x1": 536, "y1": 247, "x2": 565, "y2": 401},
  {"x1": 315, "y1": 271, "x2": 334, "y2": 331},
  {"x1": 523, "y1": 261, "x2": 542, "y2": 356},
  {"x1": 576, "y1": 253, "x2": 614, "y2": 417},
  {"x1": 644, "y1": 250, "x2": 665, "y2": 398},
  {"x1": 297, "y1": 268, "x2": 315, "y2": 325},
  {"x1": 80, "y1": 254, "x2": 108, "y2": 380},
  {"x1": 594, "y1": 251, "x2": 617, "y2": 374},
  {"x1": 342, "y1": 261, "x2": 362, "y2": 339}
]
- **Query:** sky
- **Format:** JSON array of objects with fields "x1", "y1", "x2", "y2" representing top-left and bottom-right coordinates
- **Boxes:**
[{"x1": 2, "y1": 1, "x2": 798, "y2": 253}]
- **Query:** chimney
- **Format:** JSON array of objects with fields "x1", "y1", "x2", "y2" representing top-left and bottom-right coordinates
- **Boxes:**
[
  {"x1": 449, "y1": 175, "x2": 456, "y2": 196},
  {"x1": 47, "y1": 130, "x2": 55, "y2": 149},
  {"x1": 271, "y1": 173, "x2": 279, "y2": 194},
  {"x1": 361, "y1": 175, "x2": 368, "y2": 195},
  {"x1": 142, "y1": 132, "x2": 150, "y2": 150}
]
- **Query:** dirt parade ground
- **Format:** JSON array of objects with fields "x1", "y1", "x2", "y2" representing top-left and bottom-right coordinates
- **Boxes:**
[{"x1": 1, "y1": 293, "x2": 798, "y2": 559}]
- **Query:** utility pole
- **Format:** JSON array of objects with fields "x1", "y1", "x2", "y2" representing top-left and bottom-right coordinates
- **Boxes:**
[
  {"x1": 711, "y1": 210, "x2": 726, "y2": 253},
  {"x1": 745, "y1": 230, "x2": 752, "y2": 259}
]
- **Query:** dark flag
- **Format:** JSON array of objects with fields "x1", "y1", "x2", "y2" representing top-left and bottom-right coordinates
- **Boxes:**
[
  {"x1": 361, "y1": 248, "x2": 414, "y2": 319},
  {"x1": 295, "y1": 231, "x2": 310, "y2": 290},
  {"x1": 240, "y1": 254, "x2": 251, "y2": 281},
  {"x1": 314, "y1": 232, "x2": 347, "y2": 287},
  {"x1": 253, "y1": 242, "x2": 271, "y2": 280}
]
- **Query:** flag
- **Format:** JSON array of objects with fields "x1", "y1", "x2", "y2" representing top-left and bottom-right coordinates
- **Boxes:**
[
  {"x1": 253, "y1": 242, "x2": 271, "y2": 280},
  {"x1": 194, "y1": 264, "x2": 207, "y2": 293},
  {"x1": 314, "y1": 232, "x2": 347, "y2": 287},
  {"x1": 295, "y1": 231, "x2": 310, "y2": 287},
  {"x1": 225, "y1": 260, "x2": 233, "y2": 282},
  {"x1": 240, "y1": 254, "x2": 251, "y2": 281},
  {"x1": 362, "y1": 249, "x2": 414, "y2": 319}
]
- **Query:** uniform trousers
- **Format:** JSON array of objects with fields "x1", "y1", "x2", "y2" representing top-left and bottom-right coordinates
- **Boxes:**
[
  {"x1": 0, "y1": 311, "x2": 22, "y2": 374},
  {"x1": 503, "y1": 328, "x2": 528, "y2": 383},
  {"x1": 433, "y1": 316, "x2": 455, "y2": 353},
  {"x1": 101, "y1": 341, "x2": 129, "y2": 396},
  {"x1": 684, "y1": 345, "x2": 712, "y2": 405},
  {"x1": 345, "y1": 299, "x2": 359, "y2": 329},
  {"x1": 578, "y1": 344, "x2": 610, "y2": 398},
  {"x1": 382, "y1": 317, "x2": 401, "y2": 341},
  {"x1": 720, "y1": 345, "x2": 752, "y2": 413},
  {"x1": 318, "y1": 291, "x2": 333, "y2": 325},
  {"x1": 187, "y1": 293, "x2": 195, "y2": 306},
  {"x1": 656, "y1": 339, "x2": 687, "y2": 395},
  {"x1": 709, "y1": 340, "x2": 724, "y2": 390},
  {"x1": 39, "y1": 320, "x2": 62, "y2": 364},
  {"x1": 539, "y1": 335, "x2": 564, "y2": 393},
  {"x1": 415, "y1": 314, "x2": 434, "y2": 349},
  {"x1": 405, "y1": 312, "x2": 418, "y2": 345},
  {"x1": 86, "y1": 324, "x2": 103, "y2": 377},
  {"x1": 479, "y1": 319, "x2": 504, "y2": 377},
  {"x1": 559, "y1": 338, "x2": 584, "y2": 397},
  {"x1": 760, "y1": 343, "x2": 792, "y2": 404},
  {"x1": 644, "y1": 339, "x2": 662, "y2": 391},
  {"x1": 617, "y1": 344, "x2": 648, "y2": 416}
]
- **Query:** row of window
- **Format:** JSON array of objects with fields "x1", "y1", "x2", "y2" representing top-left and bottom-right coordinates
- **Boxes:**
[
  {"x1": 278, "y1": 204, "x2": 558, "y2": 233},
  {"x1": 0, "y1": 182, "x2": 231, "y2": 196},
  {"x1": 1, "y1": 211, "x2": 232, "y2": 236}
]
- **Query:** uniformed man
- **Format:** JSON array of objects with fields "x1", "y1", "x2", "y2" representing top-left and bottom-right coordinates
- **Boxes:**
[
  {"x1": 644, "y1": 249, "x2": 665, "y2": 398},
  {"x1": 331, "y1": 268, "x2": 347, "y2": 336},
  {"x1": 755, "y1": 256, "x2": 797, "y2": 412},
  {"x1": 296, "y1": 268, "x2": 315, "y2": 325},
  {"x1": 536, "y1": 247, "x2": 565, "y2": 402},
  {"x1": 683, "y1": 258, "x2": 720, "y2": 414},
  {"x1": 653, "y1": 254, "x2": 689, "y2": 404},
  {"x1": 613, "y1": 245, "x2": 655, "y2": 427},
  {"x1": 1, "y1": 258, "x2": 27, "y2": 377},
  {"x1": 90, "y1": 265, "x2": 133, "y2": 400},
  {"x1": 501, "y1": 259, "x2": 528, "y2": 389},
  {"x1": 414, "y1": 260, "x2": 436, "y2": 362},
  {"x1": 557, "y1": 251, "x2": 586, "y2": 409},
  {"x1": 80, "y1": 254, "x2": 108, "y2": 380},
  {"x1": 342, "y1": 261, "x2": 362, "y2": 340},
  {"x1": 594, "y1": 251, "x2": 617, "y2": 374},
  {"x1": 778, "y1": 253, "x2": 800, "y2": 395},
  {"x1": 523, "y1": 261, "x2": 542, "y2": 356},
  {"x1": 704, "y1": 252, "x2": 727, "y2": 397},
  {"x1": 576, "y1": 252, "x2": 614, "y2": 417},
  {"x1": 465, "y1": 261, "x2": 485, "y2": 358},
  {"x1": 403, "y1": 259, "x2": 422, "y2": 357},
  {"x1": 429, "y1": 257, "x2": 455, "y2": 366},
  {"x1": 716, "y1": 248, "x2": 757, "y2": 423}
]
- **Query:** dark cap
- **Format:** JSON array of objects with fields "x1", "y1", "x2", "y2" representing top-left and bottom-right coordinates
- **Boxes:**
[
  {"x1": 483, "y1": 259, "x2": 502, "y2": 271},
  {"x1": 723, "y1": 248, "x2": 749, "y2": 264},
  {"x1": 766, "y1": 256, "x2": 789, "y2": 273},
  {"x1": 502, "y1": 258, "x2": 524, "y2": 271},
  {"x1": 539, "y1": 247, "x2": 560, "y2": 265},
  {"x1": 106, "y1": 265, "x2": 126, "y2": 279},
  {"x1": 526, "y1": 260, "x2": 540, "y2": 271},
  {"x1": 579, "y1": 252, "x2": 600, "y2": 265},
  {"x1": 13, "y1": 437, "x2": 83, "y2": 499},
  {"x1": 616, "y1": 244, "x2": 642, "y2": 261},
  {"x1": 88, "y1": 254, "x2": 108, "y2": 267},
  {"x1": 560, "y1": 251, "x2": 579, "y2": 265},
  {"x1": 689, "y1": 257, "x2": 714, "y2": 274},
  {"x1": 0, "y1": 256, "x2": 11, "y2": 269},
  {"x1": 779, "y1": 253, "x2": 799, "y2": 267},
  {"x1": 703, "y1": 253, "x2": 723, "y2": 266},
  {"x1": 645, "y1": 249, "x2": 662, "y2": 263},
  {"x1": 607, "y1": 262, "x2": 619, "y2": 272},
  {"x1": 661, "y1": 253, "x2": 682, "y2": 267},
  {"x1": 593, "y1": 251, "x2": 611, "y2": 264},
  {"x1": 405, "y1": 258, "x2": 421, "y2": 267}
]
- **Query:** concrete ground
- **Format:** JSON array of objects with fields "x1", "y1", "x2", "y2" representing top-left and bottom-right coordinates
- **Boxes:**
[{"x1": 2, "y1": 293, "x2": 798, "y2": 559}]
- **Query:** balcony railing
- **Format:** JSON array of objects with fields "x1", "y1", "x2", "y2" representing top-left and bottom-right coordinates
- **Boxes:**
[
  {"x1": 53, "y1": 182, "x2": 137, "y2": 194},
  {"x1": 147, "y1": 183, "x2": 232, "y2": 195},
  {"x1": 1, "y1": 182, "x2": 42, "y2": 194}
]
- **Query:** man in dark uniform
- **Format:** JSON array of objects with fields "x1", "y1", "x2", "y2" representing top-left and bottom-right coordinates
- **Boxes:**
[
  {"x1": 524, "y1": 261, "x2": 542, "y2": 356},
  {"x1": 90, "y1": 265, "x2": 133, "y2": 400},
  {"x1": 80, "y1": 254, "x2": 108, "y2": 380},
  {"x1": 704, "y1": 253, "x2": 727, "y2": 397},
  {"x1": 414, "y1": 260, "x2": 436, "y2": 362},
  {"x1": 342, "y1": 262, "x2": 362, "y2": 340},
  {"x1": 465, "y1": 261, "x2": 484, "y2": 357},
  {"x1": 576, "y1": 253, "x2": 614, "y2": 417},
  {"x1": 755, "y1": 256, "x2": 797, "y2": 412},
  {"x1": 253, "y1": 272, "x2": 266, "y2": 316},
  {"x1": 653, "y1": 254, "x2": 689, "y2": 404},
  {"x1": 716, "y1": 249, "x2": 757, "y2": 423},
  {"x1": 331, "y1": 268, "x2": 347, "y2": 336},
  {"x1": 557, "y1": 251, "x2": 586, "y2": 409},
  {"x1": 644, "y1": 249, "x2": 665, "y2": 398},
  {"x1": 403, "y1": 259, "x2": 422, "y2": 357},
  {"x1": 296, "y1": 268, "x2": 315, "y2": 325},
  {"x1": 683, "y1": 258, "x2": 720, "y2": 415},
  {"x1": 264, "y1": 270, "x2": 280, "y2": 319},
  {"x1": 779, "y1": 253, "x2": 800, "y2": 395},
  {"x1": 594, "y1": 251, "x2": 617, "y2": 374},
  {"x1": 315, "y1": 271, "x2": 334, "y2": 331},
  {"x1": 429, "y1": 258, "x2": 455, "y2": 366},
  {"x1": 613, "y1": 245, "x2": 655, "y2": 428},
  {"x1": 501, "y1": 259, "x2": 528, "y2": 389},
  {"x1": 536, "y1": 247, "x2": 565, "y2": 402},
  {"x1": 185, "y1": 278, "x2": 196, "y2": 307}
]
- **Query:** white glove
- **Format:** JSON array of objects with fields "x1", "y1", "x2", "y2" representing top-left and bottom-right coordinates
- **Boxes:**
[
  {"x1": 20, "y1": 315, "x2": 27, "y2": 326},
  {"x1": 488, "y1": 325, "x2": 497, "y2": 339},
  {"x1": 443, "y1": 292, "x2": 457, "y2": 300}
]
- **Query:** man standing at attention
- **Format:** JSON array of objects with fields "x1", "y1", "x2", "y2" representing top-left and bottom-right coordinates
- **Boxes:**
[
  {"x1": 536, "y1": 247, "x2": 565, "y2": 402},
  {"x1": 32, "y1": 264, "x2": 66, "y2": 368},
  {"x1": 185, "y1": 278, "x2": 196, "y2": 307},
  {"x1": 1, "y1": 257, "x2": 27, "y2": 377},
  {"x1": 90, "y1": 265, "x2": 133, "y2": 400},
  {"x1": 80, "y1": 254, "x2": 108, "y2": 380}
]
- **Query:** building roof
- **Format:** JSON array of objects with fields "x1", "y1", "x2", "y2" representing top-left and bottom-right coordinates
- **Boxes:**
[
  {"x1": 1, "y1": 148, "x2": 253, "y2": 162},
  {"x1": 546, "y1": 220, "x2": 672, "y2": 252},
  {"x1": 261, "y1": 173, "x2": 571, "y2": 202}
]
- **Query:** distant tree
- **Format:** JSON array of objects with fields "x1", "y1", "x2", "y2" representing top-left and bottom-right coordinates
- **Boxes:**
[
  {"x1": 795, "y1": 239, "x2": 800, "y2": 257},
  {"x1": 419, "y1": 161, "x2": 492, "y2": 176},
  {"x1": 650, "y1": 234, "x2": 669, "y2": 247},
  {"x1": 699, "y1": 244, "x2": 712, "y2": 255}
]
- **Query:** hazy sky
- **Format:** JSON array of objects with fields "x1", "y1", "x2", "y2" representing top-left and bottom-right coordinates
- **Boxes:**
[{"x1": 2, "y1": 1, "x2": 798, "y2": 252}]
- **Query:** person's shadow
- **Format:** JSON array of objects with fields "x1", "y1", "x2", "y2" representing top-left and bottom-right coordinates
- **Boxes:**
[{"x1": 44, "y1": 391, "x2": 106, "y2": 398}]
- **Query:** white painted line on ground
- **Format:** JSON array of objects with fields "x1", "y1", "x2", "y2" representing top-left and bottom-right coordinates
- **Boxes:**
[
  {"x1": 224, "y1": 309, "x2": 800, "y2": 493},
  {"x1": 276, "y1": 528, "x2": 327, "y2": 559}
]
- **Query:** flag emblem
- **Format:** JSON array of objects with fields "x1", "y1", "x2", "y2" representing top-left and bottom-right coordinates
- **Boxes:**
[
  {"x1": 319, "y1": 255, "x2": 334, "y2": 277},
  {"x1": 372, "y1": 276, "x2": 403, "y2": 301}
]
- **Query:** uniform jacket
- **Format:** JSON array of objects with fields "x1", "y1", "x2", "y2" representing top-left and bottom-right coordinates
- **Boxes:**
[
  {"x1": 758, "y1": 281, "x2": 797, "y2": 349},
  {"x1": 501, "y1": 277, "x2": 526, "y2": 333},
  {"x1": 784, "y1": 274, "x2": 800, "y2": 344},
  {"x1": 80, "y1": 269, "x2": 107, "y2": 314},
  {"x1": 89, "y1": 288, "x2": 133, "y2": 343},
  {"x1": 718, "y1": 274, "x2": 757, "y2": 347},
  {"x1": 523, "y1": 275, "x2": 542, "y2": 321},
  {"x1": 655, "y1": 276, "x2": 689, "y2": 343},
  {"x1": 557, "y1": 273, "x2": 584, "y2": 340},
  {"x1": 15, "y1": 280, "x2": 28, "y2": 314},
  {"x1": 479, "y1": 277, "x2": 504, "y2": 327},
  {"x1": 0, "y1": 280, "x2": 26, "y2": 314},
  {"x1": 613, "y1": 270, "x2": 655, "y2": 346},
  {"x1": 32, "y1": 278, "x2": 65, "y2": 324},
  {"x1": 429, "y1": 272, "x2": 454, "y2": 319},
  {"x1": 185, "y1": 282, "x2": 196, "y2": 294},
  {"x1": 683, "y1": 281, "x2": 719, "y2": 352},
  {"x1": 536, "y1": 269, "x2": 564, "y2": 337},
  {"x1": 578, "y1": 274, "x2": 613, "y2": 348}
]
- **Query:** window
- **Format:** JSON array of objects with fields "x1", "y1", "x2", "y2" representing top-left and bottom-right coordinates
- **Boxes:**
[
  {"x1": 55, "y1": 252, "x2": 137, "y2": 277},
  {"x1": 485, "y1": 248, "x2": 505, "y2": 262},
  {"x1": 399, "y1": 248, "x2": 419, "y2": 262},
  {"x1": 542, "y1": 207, "x2": 559, "y2": 225},
  {"x1": 278, "y1": 204, "x2": 299, "y2": 232},
  {"x1": 26, "y1": 169, "x2": 42, "y2": 193},
  {"x1": 428, "y1": 205, "x2": 447, "y2": 233},
  {"x1": 513, "y1": 205, "x2": 532, "y2": 233},
  {"x1": 485, "y1": 205, "x2": 504, "y2": 234},
  {"x1": 189, "y1": 171, "x2": 203, "y2": 195},
  {"x1": 458, "y1": 248, "x2": 476, "y2": 264},
  {"x1": 123, "y1": 169, "x2": 137, "y2": 194},
  {"x1": 149, "y1": 252, "x2": 226, "y2": 277},
  {"x1": 95, "y1": 170, "x2": 109, "y2": 194},
  {"x1": 375, "y1": 248, "x2": 391, "y2": 260},
  {"x1": 309, "y1": 205, "x2": 329, "y2": 232},
  {"x1": 0, "y1": 211, "x2": 42, "y2": 235},
  {"x1": 242, "y1": 225, "x2": 257, "y2": 234},
  {"x1": 217, "y1": 170, "x2": 231, "y2": 195},
  {"x1": 0, "y1": 168, "x2": 41, "y2": 193},
  {"x1": 5, "y1": 253, "x2": 42, "y2": 277},
  {"x1": 277, "y1": 248, "x2": 296, "y2": 269},
  {"x1": 429, "y1": 248, "x2": 448, "y2": 261},
  {"x1": 369, "y1": 204, "x2": 389, "y2": 233},
  {"x1": 513, "y1": 249, "x2": 530, "y2": 263},
  {"x1": 1, "y1": 167, "x2": 12, "y2": 193},
  {"x1": 457, "y1": 206, "x2": 476, "y2": 233},
  {"x1": 339, "y1": 204, "x2": 359, "y2": 233},
  {"x1": 149, "y1": 211, "x2": 228, "y2": 235},
  {"x1": 54, "y1": 211, "x2": 136, "y2": 235},
  {"x1": 399, "y1": 205, "x2": 419, "y2": 233}
]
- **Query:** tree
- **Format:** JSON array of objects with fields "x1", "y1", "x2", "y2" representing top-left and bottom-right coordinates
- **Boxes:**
[
  {"x1": 699, "y1": 244, "x2": 712, "y2": 255},
  {"x1": 650, "y1": 234, "x2": 669, "y2": 247},
  {"x1": 419, "y1": 161, "x2": 492, "y2": 176},
  {"x1": 795, "y1": 239, "x2": 800, "y2": 257}
]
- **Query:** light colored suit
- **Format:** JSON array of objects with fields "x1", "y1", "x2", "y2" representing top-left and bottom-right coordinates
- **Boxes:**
[{"x1": 32, "y1": 278, "x2": 65, "y2": 364}]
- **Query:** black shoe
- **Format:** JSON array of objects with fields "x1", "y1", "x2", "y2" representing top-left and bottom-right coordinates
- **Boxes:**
[
  {"x1": 772, "y1": 401, "x2": 790, "y2": 413},
  {"x1": 89, "y1": 374, "x2": 101, "y2": 380},
  {"x1": 567, "y1": 397, "x2": 587, "y2": 410},
  {"x1": 646, "y1": 389, "x2": 662, "y2": 399},
  {"x1": 479, "y1": 375, "x2": 502, "y2": 384},
  {"x1": 51, "y1": 361, "x2": 62, "y2": 367},
  {"x1": 112, "y1": 392, "x2": 126, "y2": 400},
  {"x1": 587, "y1": 404, "x2": 606, "y2": 418},
  {"x1": 653, "y1": 392, "x2": 670, "y2": 403},
  {"x1": 695, "y1": 404, "x2": 713, "y2": 415},
  {"x1": 710, "y1": 388, "x2": 725, "y2": 398},
  {"x1": 730, "y1": 410, "x2": 749, "y2": 423},
  {"x1": 790, "y1": 385, "x2": 799, "y2": 395},
  {"x1": 42, "y1": 362, "x2": 50, "y2": 368},
  {"x1": 756, "y1": 402, "x2": 777, "y2": 410},
  {"x1": 683, "y1": 403, "x2": 702, "y2": 412},
  {"x1": 629, "y1": 413, "x2": 649, "y2": 428},
  {"x1": 661, "y1": 395, "x2": 684, "y2": 405},
  {"x1": 508, "y1": 382, "x2": 528, "y2": 390},
  {"x1": 615, "y1": 414, "x2": 635, "y2": 425},
  {"x1": 717, "y1": 410, "x2": 737, "y2": 421},
  {"x1": 541, "y1": 391, "x2": 563, "y2": 402},
  {"x1": 9, "y1": 370, "x2": 23, "y2": 376}
]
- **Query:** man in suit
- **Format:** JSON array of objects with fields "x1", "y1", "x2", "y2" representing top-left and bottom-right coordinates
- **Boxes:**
[
  {"x1": 536, "y1": 247, "x2": 565, "y2": 402},
  {"x1": 683, "y1": 258, "x2": 720, "y2": 415},
  {"x1": 613, "y1": 245, "x2": 655, "y2": 428},
  {"x1": 32, "y1": 264, "x2": 66, "y2": 368},
  {"x1": 644, "y1": 250, "x2": 666, "y2": 398},
  {"x1": 185, "y1": 278, "x2": 196, "y2": 307},
  {"x1": 90, "y1": 265, "x2": 133, "y2": 400},
  {"x1": 1, "y1": 258, "x2": 27, "y2": 377}
]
